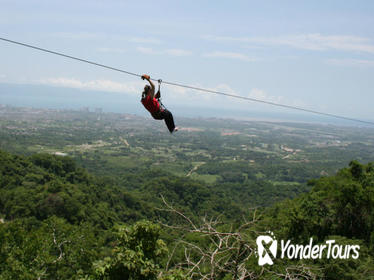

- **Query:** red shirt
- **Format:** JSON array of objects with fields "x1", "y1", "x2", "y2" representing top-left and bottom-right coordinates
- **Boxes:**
[{"x1": 141, "y1": 95, "x2": 160, "y2": 113}]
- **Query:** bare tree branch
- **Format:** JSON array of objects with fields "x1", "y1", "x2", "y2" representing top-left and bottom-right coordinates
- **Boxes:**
[{"x1": 159, "y1": 196, "x2": 320, "y2": 280}]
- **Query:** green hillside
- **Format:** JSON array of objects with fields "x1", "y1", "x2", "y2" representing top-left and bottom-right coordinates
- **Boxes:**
[{"x1": 1, "y1": 149, "x2": 374, "y2": 279}]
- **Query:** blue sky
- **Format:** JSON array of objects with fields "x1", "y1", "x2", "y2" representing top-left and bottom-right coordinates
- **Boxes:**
[{"x1": 1, "y1": 0, "x2": 374, "y2": 120}]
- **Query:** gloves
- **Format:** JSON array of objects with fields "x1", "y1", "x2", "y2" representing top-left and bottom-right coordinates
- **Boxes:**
[{"x1": 141, "y1": 74, "x2": 150, "y2": 80}]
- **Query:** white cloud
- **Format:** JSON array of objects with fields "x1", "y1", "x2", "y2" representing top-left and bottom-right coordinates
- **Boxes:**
[
  {"x1": 136, "y1": 47, "x2": 158, "y2": 55},
  {"x1": 202, "y1": 51, "x2": 255, "y2": 62},
  {"x1": 164, "y1": 82, "x2": 236, "y2": 102},
  {"x1": 128, "y1": 37, "x2": 162, "y2": 44},
  {"x1": 247, "y1": 88, "x2": 285, "y2": 104},
  {"x1": 164, "y1": 83, "x2": 209, "y2": 101},
  {"x1": 39, "y1": 77, "x2": 143, "y2": 94},
  {"x1": 247, "y1": 88, "x2": 309, "y2": 109},
  {"x1": 0, "y1": 74, "x2": 6, "y2": 79},
  {"x1": 136, "y1": 47, "x2": 159, "y2": 54},
  {"x1": 165, "y1": 83, "x2": 283, "y2": 106},
  {"x1": 164, "y1": 83, "x2": 308, "y2": 112},
  {"x1": 164, "y1": 83, "x2": 189, "y2": 95},
  {"x1": 36, "y1": 77, "x2": 309, "y2": 112},
  {"x1": 327, "y1": 58, "x2": 374, "y2": 67},
  {"x1": 50, "y1": 32, "x2": 102, "y2": 40},
  {"x1": 97, "y1": 47, "x2": 126, "y2": 54},
  {"x1": 49, "y1": 33, "x2": 162, "y2": 44},
  {"x1": 165, "y1": 49, "x2": 193, "y2": 56},
  {"x1": 136, "y1": 47, "x2": 192, "y2": 56},
  {"x1": 204, "y1": 34, "x2": 374, "y2": 54},
  {"x1": 214, "y1": 83, "x2": 237, "y2": 94},
  {"x1": 200, "y1": 83, "x2": 237, "y2": 100}
]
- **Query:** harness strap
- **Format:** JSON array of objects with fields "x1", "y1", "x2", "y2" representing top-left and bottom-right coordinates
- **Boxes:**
[
  {"x1": 155, "y1": 79, "x2": 162, "y2": 99},
  {"x1": 156, "y1": 79, "x2": 167, "y2": 110}
]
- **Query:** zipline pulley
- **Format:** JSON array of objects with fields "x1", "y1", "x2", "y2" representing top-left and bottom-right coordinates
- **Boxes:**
[
  {"x1": 155, "y1": 79, "x2": 167, "y2": 110},
  {"x1": 155, "y1": 79, "x2": 162, "y2": 100}
]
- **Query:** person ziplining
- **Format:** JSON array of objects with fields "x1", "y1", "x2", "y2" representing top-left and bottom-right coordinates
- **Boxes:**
[
  {"x1": 140, "y1": 74, "x2": 178, "y2": 133},
  {"x1": 1, "y1": 37, "x2": 373, "y2": 127}
]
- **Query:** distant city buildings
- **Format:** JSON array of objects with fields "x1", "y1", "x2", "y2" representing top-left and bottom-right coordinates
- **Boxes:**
[
  {"x1": 79, "y1": 107, "x2": 90, "y2": 112},
  {"x1": 77, "y1": 107, "x2": 103, "y2": 113},
  {"x1": 95, "y1": 107, "x2": 103, "y2": 114}
]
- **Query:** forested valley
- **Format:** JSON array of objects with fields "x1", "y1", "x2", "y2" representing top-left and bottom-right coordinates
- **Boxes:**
[{"x1": 1, "y1": 107, "x2": 374, "y2": 279}]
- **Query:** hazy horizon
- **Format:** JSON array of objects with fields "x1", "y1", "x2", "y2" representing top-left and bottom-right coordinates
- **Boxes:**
[
  {"x1": 1, "y1": 1, "x2": 374, "y2": 122},
  {"x1": 1, "y1": 82, "x2": 372, "y2": 128}
]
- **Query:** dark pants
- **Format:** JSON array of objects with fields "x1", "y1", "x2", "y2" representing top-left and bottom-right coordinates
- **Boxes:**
[{"x1": 152, "y1": 109, "x2": 176, "y2": 133}]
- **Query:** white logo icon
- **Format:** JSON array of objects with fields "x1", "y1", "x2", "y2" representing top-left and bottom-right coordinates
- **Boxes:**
[
  {"x1": 255, "y1": 231, "x2": 360, "y2": 266},
  {"x1": 256, "y1": 231, "x2": 277, "y2": 266}
]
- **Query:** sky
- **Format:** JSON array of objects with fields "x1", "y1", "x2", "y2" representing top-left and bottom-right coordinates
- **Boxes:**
[{"x1": 1, "y1": 0, "x2": 374, "y2": 122}]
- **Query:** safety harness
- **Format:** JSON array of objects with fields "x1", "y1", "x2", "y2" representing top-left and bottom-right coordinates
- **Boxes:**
[{"x1": 155, "y1": 79, "x2": 166, "y2": 111}]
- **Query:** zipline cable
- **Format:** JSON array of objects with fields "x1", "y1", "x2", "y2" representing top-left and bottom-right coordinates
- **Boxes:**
[
  {"x1": 161, "y1": 81, "x2": 374, "y2": 125},
  {"x1": 0, "y1": 37, "x2": 141, "y2": 78},
  {"x1": 1, "y1": 36, "x2": 373, "y2": 126}
]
